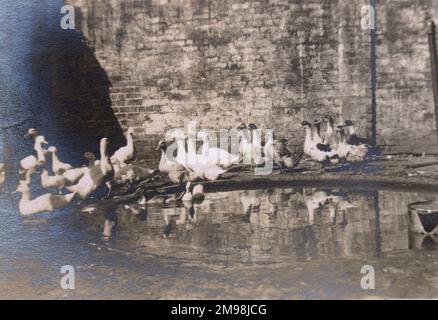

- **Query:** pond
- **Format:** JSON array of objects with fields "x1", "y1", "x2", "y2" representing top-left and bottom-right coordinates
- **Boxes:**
[{"x1": 1, "y1": 184, "x2": 438, "y2": 299}]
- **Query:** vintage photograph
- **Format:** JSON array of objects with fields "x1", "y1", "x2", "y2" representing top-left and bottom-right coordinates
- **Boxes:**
[{"x1": 1, "y1": 0, "x2": 438, "y2": 301}]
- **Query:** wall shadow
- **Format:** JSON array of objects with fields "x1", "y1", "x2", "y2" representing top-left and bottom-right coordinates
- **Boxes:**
[
  {"x1": 0, "y1": 2, "x2": 125, "y2": 190},
  {"x1": 28, "y1": 5, "x2": 125, "y2": 167}
]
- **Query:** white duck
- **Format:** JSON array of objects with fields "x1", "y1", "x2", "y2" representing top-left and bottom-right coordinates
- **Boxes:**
[
  {"x1": 62, "y1": 152, "x2": 96, "y2": 185},
  {"x1": 197, "y1": 131, "x2": 239, "y2": 169},
  {"x1": 41, "y1": 168, "x2": 67, "y2": 189},
  {"x1": 156, "y1": 140, "x2": 191, "y2": 184},
  {"x1": 343, "y1": 120, "x2": 368, "y2": 145},
  {"x1": 265, "y1": 134, "x2": 302, "y2": 169},
  {"x1": 111, "y1": 127, "x2": 135, "y2": 167},
  {"x1": 84, "y1": 152, "x2": 100, "y2": 167},
  {"x1": 19, "y1": 135, "x2": 48, "y2": 172},
  {"x1": 336, "y1": 126, "x2": 369, "y2": 163},
  {"x1": 168, "y1": 132, "x2": 223, "y2": 181},
  {"x1": 15, "y1": 180, "x2": 76, "y2": 216},
  {"x1": 66, "y1": 138, "x2": 114, "y2": 199},
  {"x1": 47, "y1": 146, "x2": 73, "y2": 174},
  {"x1": 302, "y1": 121, "x2": 340, "y2": 173},
  {"x1": 184, "y1": 133, "x2": 228, "y2": 181},
  {"x1": 246, "y1": 123, "x2": 265, "y2": 166},
  {"x1": 237, "y1": 123, "x2": 264, "y2": 166}
]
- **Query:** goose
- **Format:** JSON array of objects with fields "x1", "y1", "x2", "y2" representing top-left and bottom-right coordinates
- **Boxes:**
[
  {"x1": 24, "y1": 128, "x2": 40, "y2": 139},
  {"x1": 47, "y1": 146, "x2": 73, "y2": 174},
  {"x1": 302, "y1": 121, "x2": 340, "y2": 173},
  {"x1": 265, "y1": 134, "x2": 302, "y2": 169},
  {"x1": 237, "y1": 123, "x2": 264, "y2": 166},
  {"x1": 84, "y1": 152, "x2": 100, "y2": 167},
  {"x1": 197, "y1": 131, "x2": 239, "y2": 168},
  {"x1": 247, "y1": 123, "x2": 265, "y2": 166},
  {"x1": 14, "y1": 180, "x2": 76, "y2": 216},
  {"x1": 311, "y1": 120, "x2": 324, "y2": 145},
  {"x1": 170, "y1": 132, "x2": 225, "y2": 181},
  {"x1": 343, "y1": 120, "x2": 368, "y2": 145},
  {"x1": 41, "y1": 168, "x2": 67, "y2": 189},
  {"x1": 66, "y1": 138, "x2": 114, "y2": 199},
  {"x1": 111, "y1": 127, "x2": 135, "y2": 167},
  {"x1": 156, "y1": 140, "x2": 190, "y2": 184},
  {"x1": 62, "y1": 152, "x2": 96, "y2": 185},
  {"x1": 19, "y1": 135, "x2": 48, "y2": 173},
  {"x1": 336, "y1": 126, "x2": 369, "y2": 164},
  {"x1": 185, "y1": 133, "x2": 228, "y2": 181}
]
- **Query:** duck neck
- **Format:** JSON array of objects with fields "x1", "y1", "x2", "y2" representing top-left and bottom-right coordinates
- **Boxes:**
[
  {"x1": 326, "y1": 119, "x2": 334, "y2": 135},
  {"x1": 339, "y1": 131, "x2": 347, "y2": 144},
  {"x1": 159, "y1": 149, "x2": 167, "y2": 166},
  {"x1": 304, "y1": 127, "x2": 312, "y2": 145},
  {"x1": 51, "y1": 150, "x2": 59, "y2": 164},
  {"x1": 19, "y1": 189, "x2": 31, "y2": 203},
  {"x1": 313, "y1": 123, "x2": 321, "y2": 141},
  {"x1": 176, "y1": 139, "x2": 187, "y2": 165},
  {"x1": 186, "y1": 137, "x2": 198, "y2": 165},
  {"x1": 201, "y1": 136, "x2": 209, "y2": 157},
  {"x1": 34, "y1": 141, "x2": 46, "y2": 162},
  {"x1": 127, "y1": 132, "x2": 135, "y2": 151},
  {"x1": 100, "y1": 142, "x2": 112, "y2": 174},
  {"x1": 252, "y1": 129, "x2": 261, "y2": 146}
]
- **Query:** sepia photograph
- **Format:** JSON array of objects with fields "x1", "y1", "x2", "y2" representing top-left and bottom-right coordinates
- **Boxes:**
[{"x1": 1, "y1": 0, "x2": 438, "y2": 304}]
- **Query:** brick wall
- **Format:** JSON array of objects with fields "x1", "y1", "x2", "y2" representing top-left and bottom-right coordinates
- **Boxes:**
[{"x1": 65, "y1": 0, "x2": 438, "y2": 161}]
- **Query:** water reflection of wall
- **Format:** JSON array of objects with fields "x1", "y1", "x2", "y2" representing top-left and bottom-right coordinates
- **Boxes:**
[
  {"x1": 82, "y1": 188, "x2": 438, "y2": 262},
  {"x1": 379, "y1": 191, "x2": 438, "y2": 251}
]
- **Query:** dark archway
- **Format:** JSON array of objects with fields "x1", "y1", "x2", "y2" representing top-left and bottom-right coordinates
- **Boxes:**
[{"x1": 0, "y1": 1, "x2": 125, "y2": 189}]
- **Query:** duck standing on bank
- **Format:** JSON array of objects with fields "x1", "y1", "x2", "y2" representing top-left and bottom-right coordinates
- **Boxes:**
[
  {"x1": 343, "y1": 120, "x2": 369, "y2": 146},
  {"x1": 265, "y1": 134, "x2": 302, "y2": 169},
  {"x1": 156, "y1": 140, "x2": 191, "y2": 184},
  {"x1": 111, "y1": 127, "x2": 135, "y2": 167},
  {"x1": 172, "y1": 131, "x2": 227, "y2": 181},
  {"x1": 302, "y1": 121, "x2": 340, "y2": 173},
  {"x1": 336, "y1": 126, "x2": 369, "y2": 167},
  {"x1": 197, "y1": 131, "x2": 239, "y2": 169}
]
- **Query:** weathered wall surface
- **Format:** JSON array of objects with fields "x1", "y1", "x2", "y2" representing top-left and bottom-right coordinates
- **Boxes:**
[
  {"x1": 65, "y1": 0, "x2": 438, "y2": 159},
  {"x1": 376, "y1": 0, "x2": 438, "y2": 152}
]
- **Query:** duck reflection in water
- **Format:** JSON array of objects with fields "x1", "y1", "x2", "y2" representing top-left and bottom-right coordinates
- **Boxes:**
[
  {"x1": 163, "y1": 182, "x2": 205, "y2": 237},
  {"x1": 303, "y1": 188, "x2": 359, "y2": 226},
  {"x1": 103, "y1": 208, "x2": 118, "y2": 239},
  {"x1": 102, "y1": 188, "x2": 148, "y2": 238}
]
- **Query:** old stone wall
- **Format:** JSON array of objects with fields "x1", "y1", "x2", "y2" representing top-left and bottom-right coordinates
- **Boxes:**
[{"x1": 65, "y1": 0, "x2": 438, "y2": 160}]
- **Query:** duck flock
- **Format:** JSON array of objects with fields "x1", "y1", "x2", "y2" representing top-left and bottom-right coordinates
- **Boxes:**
[{"x1": 7, "y1": 114, "x2": 370, "y2": 216}]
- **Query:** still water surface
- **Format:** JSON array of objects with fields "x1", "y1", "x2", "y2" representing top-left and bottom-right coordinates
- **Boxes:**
[{"x1": 1, "y1": 185, "x2": 438, "y2": 299}]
